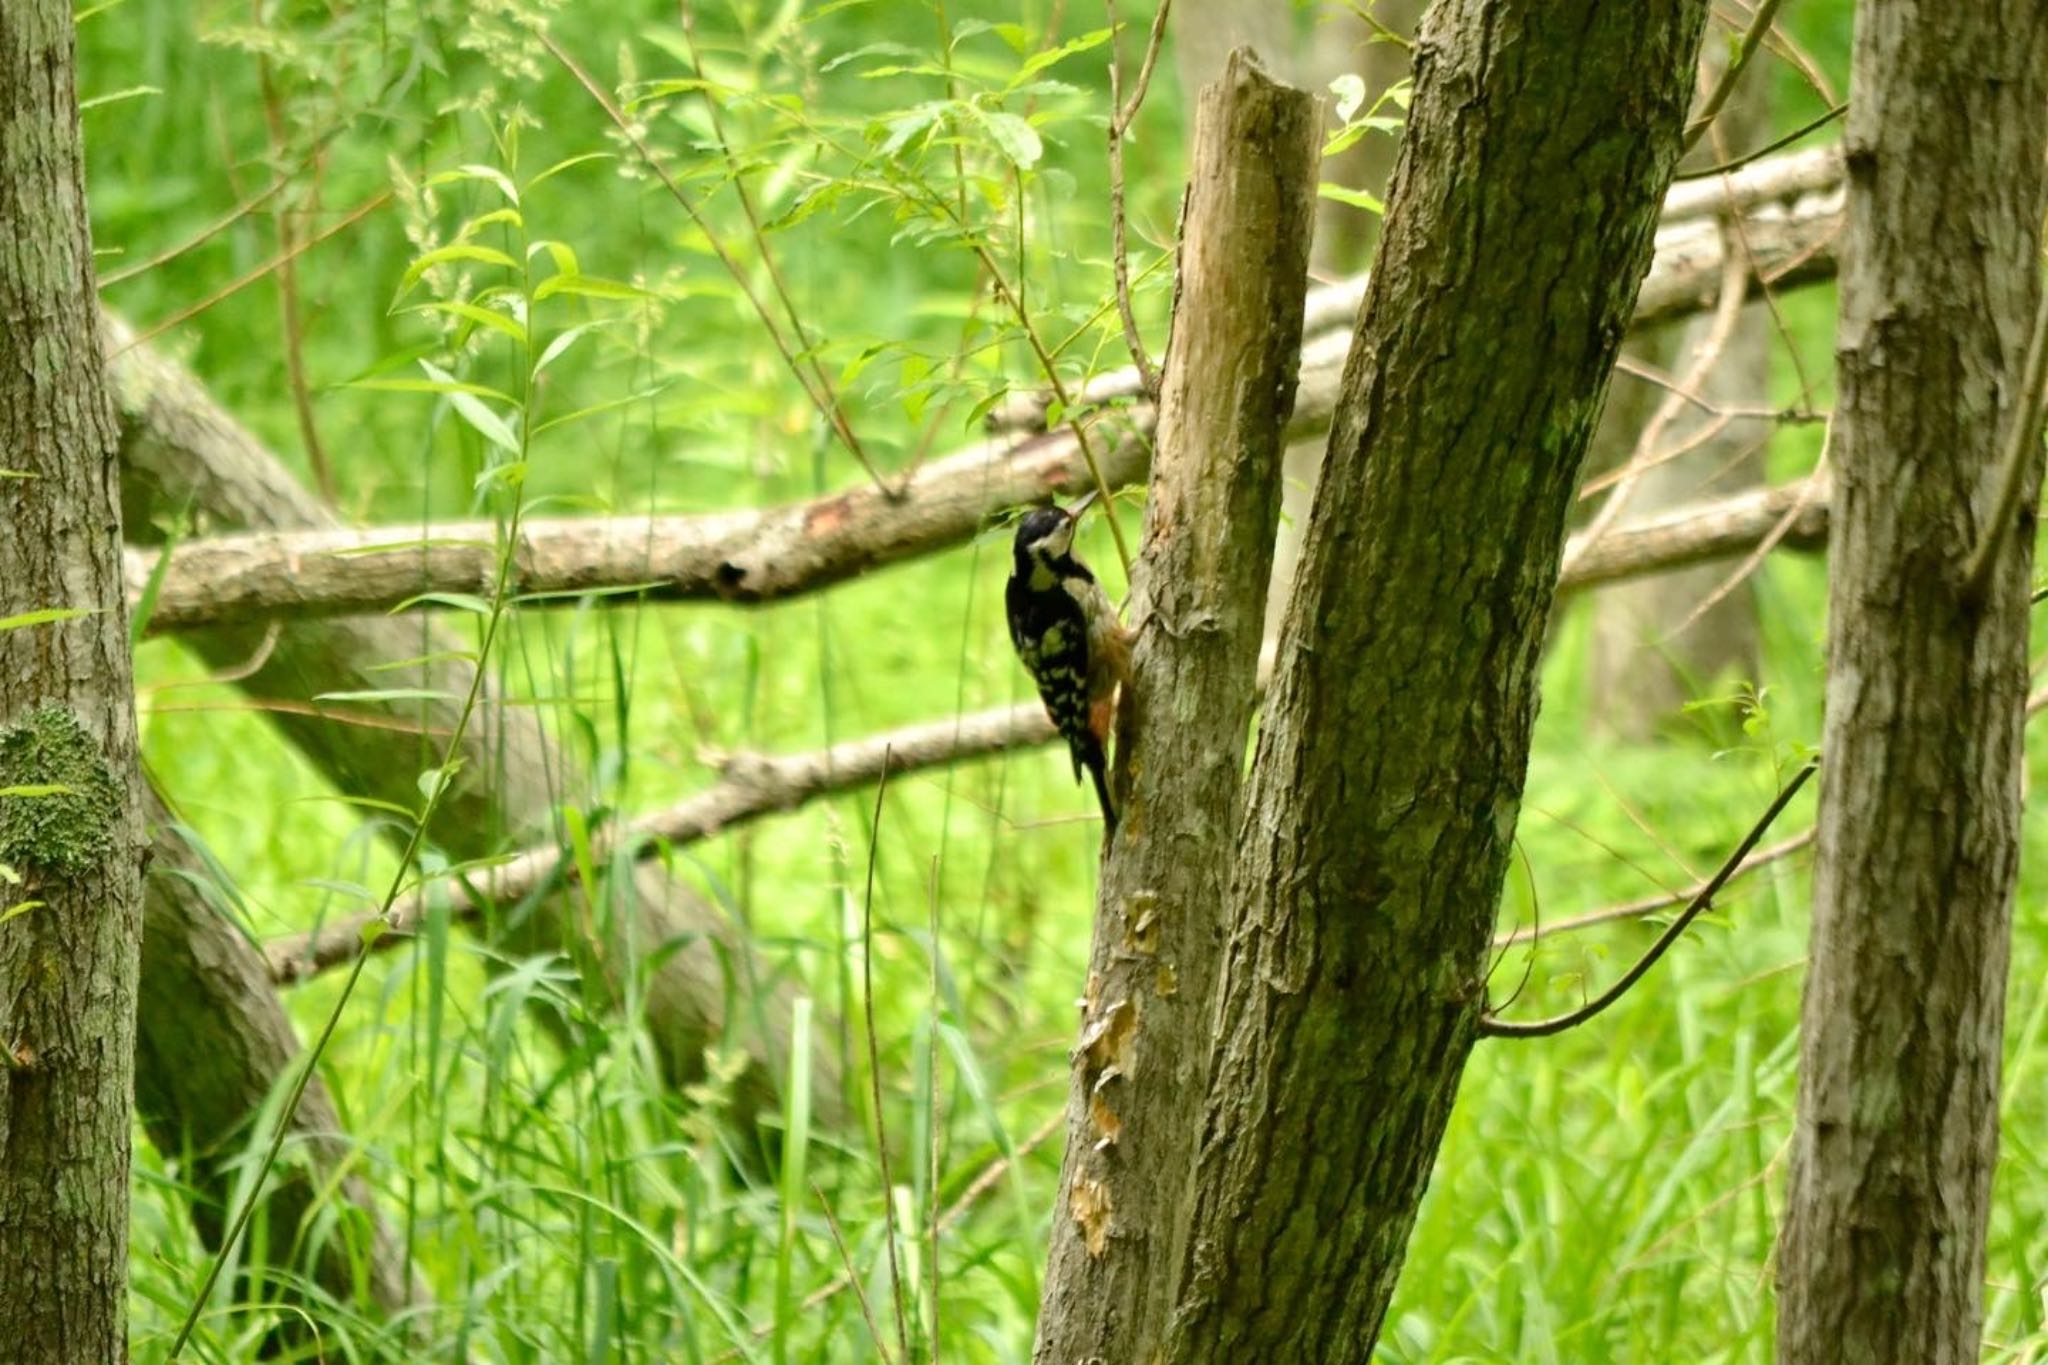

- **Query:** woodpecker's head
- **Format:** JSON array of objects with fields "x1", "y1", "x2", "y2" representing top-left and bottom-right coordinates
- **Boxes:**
[{"x1": 1012, "y1": 491, "x2": 1096, "y2": 570}]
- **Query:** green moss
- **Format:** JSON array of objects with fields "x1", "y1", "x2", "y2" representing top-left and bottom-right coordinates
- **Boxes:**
[{"x1": 0, "y1": 705, "x2": 120, "y2": 878}]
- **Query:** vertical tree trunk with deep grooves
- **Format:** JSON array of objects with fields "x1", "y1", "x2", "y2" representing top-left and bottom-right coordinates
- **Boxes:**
[
  {"x1": 1775, "y1": 5, "x2": 2048, "y2": 1361},
  {"x1": 1161, "y1": 4, "x2": 1709, "y2": 1360},
  {"x1": 1033, "y1": 51, "x2": 1319, "y2": 1365},
  {"x1": 0, "y1": 4, "x2": 148, "y2": 1358}
]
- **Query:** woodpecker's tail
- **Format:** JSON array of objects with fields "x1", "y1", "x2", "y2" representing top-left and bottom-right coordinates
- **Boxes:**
[{"x1": 1084, "y1": 750, "x2": 1118, "y2": 842}]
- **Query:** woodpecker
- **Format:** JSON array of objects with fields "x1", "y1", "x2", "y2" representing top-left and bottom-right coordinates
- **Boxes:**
[{"x1": 1006, "y1": 492, "x2": 1130, "y2": 840}]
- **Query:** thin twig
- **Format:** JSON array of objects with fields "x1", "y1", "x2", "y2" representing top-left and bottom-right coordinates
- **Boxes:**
[
  {"x1": 256, "y1": 48, "x2": 337, "y2": 505},
  {"x1": 538, "y1": 31, "x2": 887, "y2": 493},
  {"x1": 674, "y1": 4, "x2": 883, "y2": 492},
  {"x1": 1104, "y1": 0, "x2": 1172, "y2": 400},
  {"x1": 113, "y1": 191, "x2": 392, "y2": 357},
  {"x1": 1663, "y1": 416, "x2": 1831, "y2": 641},
  {"x1": 1478, "y1": 757, "x2": 1818, "y2": 1040},
  {"x1": 1674, "y1": 102, "x2": 1848, "y2": 181},
  {"x1": 1491, "y1": 828, "x2": 1813, "y2": 950},
  {"x1": 715, "y1": 1107, "x2": 1065, "y2": 1361},
  {"x1": 813, "y1": 1179, "x2": 896, "y2": 1365},
  {"x1": 1960, "y1": 275, "x2": 2048, "y2": 604},
  {"x1": 1681, "y1": 0, "x2": 1788, "y2": 153},
  {"x1": 860, "y1": 756, "x2": 914, "y2": 1363},
  {"x1": 1569, "y1": 234, "x2": 1749, "y2": 575}
]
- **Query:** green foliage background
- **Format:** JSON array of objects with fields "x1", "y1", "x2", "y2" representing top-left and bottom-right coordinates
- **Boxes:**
[{"x1": 73, "y1": 0, "x2": 2048, "y2": 1360}]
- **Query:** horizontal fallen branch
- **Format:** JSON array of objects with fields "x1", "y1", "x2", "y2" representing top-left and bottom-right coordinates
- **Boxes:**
[
  {"x1": 131, "y1": 189, "x2": 1844, "y2": 636},
  {"x1": 264, "y1": 468, "x2": 1837, "y2": 986},
  {"x1": 266, "y1": 702, "x2": 1054, "y2": 983},
  {"x1": 985, "y1": 156, "x2": 1845, "y2": 431}
]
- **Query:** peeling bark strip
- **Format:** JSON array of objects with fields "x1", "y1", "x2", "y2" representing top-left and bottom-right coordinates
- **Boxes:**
[
  {"x1": 1032, "y1": 50, "x2": 1320, "y2": 1365},
  {"x1": 1776, "y1": 4, "x2": 2048, "y2": 1362},
  {"x1": 0, "y1": 3, "x2": 148, "y2": 1358},
  {"x1": 118, "y1": 183, "x2": 1842, "y2": 638},
  {"x1": 1162, "y1": 4, "x2": 1710, "y2": 1361}
]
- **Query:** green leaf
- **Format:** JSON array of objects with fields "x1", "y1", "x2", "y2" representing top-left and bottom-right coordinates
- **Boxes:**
[
  {"x1": 530, "y1": 384, "x2": 671, "y2": 437},
  {"x1": 1008, "y1": 27, "x2": 1112, "y2": 88},
  {"x1": 79, "y1": 84, "x2": 161, "y2": 112},
  {"x1": 532, "y1": 274, "x2": 655, "y2": 303},
  {"x1": 962, "y1": 385, "x2": 1013, "y2": 430},
  {"x1": 419, "y1": 361, "x2": 521, "y2": 456},
  {"x1": 533, "y1": 320, "x2": 616, "y2": 376},
  {"x1": 526, "y1": 151, "x2": 616, "y2": 189},
  {"x1": 311, "y1": 688, "x2": 462, "y2": 704},
  {"x1": 0, "y1": 607, "x2": 96, "y2": 633},
  {"x1": 389, "y1": 591, "x2": 494, "y2": 616},
  {"x1": 395, "y1": 243, "x2": 520, "y2": 299},
  {"x1": 407, "y1": 299, "x2": 529, "y2": 347},
  {"x1": 973, "y1": 107, "x2": 1043, "y2": 168},
  {"x1": 344, "y1": 376, "x2": 518, "y2": 402},
  {"x1": 426, "y1": 162, "x2": 520, "y2": 206},
  {"x1": 0, "y1": 784, "x2": 74, "y2": 798},
  {"x1": 0, "y1": 901, "x2": 44, "y2": 927},
  {"x1": 129, "y1": 522, "x2": 181, "y2": 647},
  {"x1": 1317, "y1": 182, "x2": 1386, "y2": 214},
  {"x1": 879, "y1": 101, "x2": 947, "y2": 157},
  {"x1": 457, "y1": 207, "x2": 525, "y2": 240},
  {"x1": 1329, "y1": 73, "x2": 1367, "y2": 124}
]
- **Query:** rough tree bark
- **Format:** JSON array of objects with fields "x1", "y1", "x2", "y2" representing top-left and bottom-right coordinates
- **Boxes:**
[
  {"x1": 1159, "y1": 2, "x2": 1710, "y2": 1359},
  {"x1": 1033, "y1": 52, "x2": 1319, "y2": 1365},
  {"x1": 1775, "y1": 3, "x2": 2048, "y2": 1361},
  {"x1": 0, "y1": 3, "x2": 149, "y2": 1357}
]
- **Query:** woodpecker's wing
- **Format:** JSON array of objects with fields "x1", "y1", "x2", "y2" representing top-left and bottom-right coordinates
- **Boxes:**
[{"x1": 1007, "y1": 573, "x2": 1097, "y2": 781}]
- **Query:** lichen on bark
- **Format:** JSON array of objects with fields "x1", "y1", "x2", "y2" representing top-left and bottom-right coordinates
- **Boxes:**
[{"x1": 0, "y1": 706, "x2": 121, "y2": 880}]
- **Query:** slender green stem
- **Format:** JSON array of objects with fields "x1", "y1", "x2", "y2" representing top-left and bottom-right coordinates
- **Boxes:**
[{"x1": 167, "y1": 154, "x2": 552, "y2": 1360}]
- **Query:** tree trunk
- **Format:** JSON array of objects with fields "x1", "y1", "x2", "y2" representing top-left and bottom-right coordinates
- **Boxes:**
[
  {"x1": 1033, "y1": 51, "x2": 1319, "y2": 1365},
  {"x1": 1162, "y1": 3, "x2": 1709, "y2": 1359},
  {"x1": 106, "y1": 317, "x2": 834, "y2": 1131},
  {"x1": 0, "y1": 3, "x2": 148, "y2": 1358},
  {"x1": 1775, "y1": 4, "x2": 2048, "y2": 1361}
]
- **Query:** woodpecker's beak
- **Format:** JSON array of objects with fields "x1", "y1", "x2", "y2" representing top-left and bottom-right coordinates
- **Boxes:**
[{"x1": 1067, "y1": 488, "x2": 1100, "y2": 518}]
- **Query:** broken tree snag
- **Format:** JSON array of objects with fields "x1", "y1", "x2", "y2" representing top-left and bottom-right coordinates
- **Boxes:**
[
  {"x1": 1776, "y1": 3, "x2": 2048, "y2": 1361},
  {"x1": 1031, "y1": 49, "x2": 1318, "y2": 1365},
  {"x1": 1160, "y1": 3, "x2": 1710, "y2": 1362}
]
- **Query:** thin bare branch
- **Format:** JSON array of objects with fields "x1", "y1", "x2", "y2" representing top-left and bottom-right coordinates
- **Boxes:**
[
  {"x1": 111, "y1": 190, "x2": 391, "y2": 357},
  {"x1": 987, "y1": 170, "x2": 1845, "y2": 432},
  {"x1": 1681, "y1": 0, "x2": 1788, "y2": 153},
  {"x1": 1674, "y1": 102, "x2": 1848, "y2": 181},
  {"x1": 265, "y1": 703, "x2": 1054, "y2": 983},
  {"x1": 1478, "y1": 758, "x2": 1819, "y2": 1040},
  {"x1": 1105, "y1": 0, "x2": 1173, "y2": 400},
  {"x1": 1960, "y1": 275, "x2": 2048, "y2": 603},
  {"x1": 538, "y1": 31, "x2": 885, "y2": 492},
  {"x1": 1570, "y1": 226, "x2": 1750, "y2": 572},
  {"x1": 1491, "y1": 828, "x2": 1813, "y2": 950}
]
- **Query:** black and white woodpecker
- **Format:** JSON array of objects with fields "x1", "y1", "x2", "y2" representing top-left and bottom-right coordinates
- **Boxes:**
[{"x1": 1005, "y1": 491, "x2": 1131, "y2": 840}]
